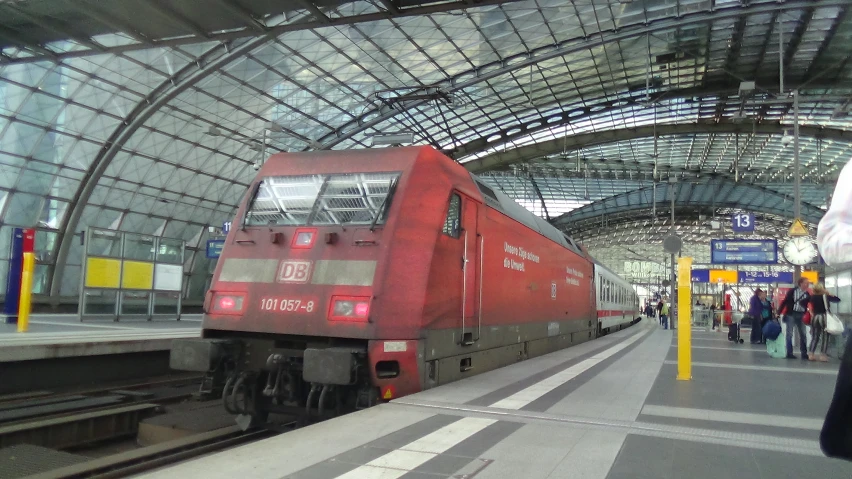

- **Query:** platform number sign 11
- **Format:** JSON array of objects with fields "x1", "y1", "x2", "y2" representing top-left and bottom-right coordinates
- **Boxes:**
[
  {"x1": 222, "y1": 221, "x2": 232, "y2": 234},
  {"x1": 731, "y1": 212, "x2": 755, "y2": 233}
]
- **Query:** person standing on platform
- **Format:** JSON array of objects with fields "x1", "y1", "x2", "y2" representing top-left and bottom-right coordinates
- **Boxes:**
[
  {"x1": 656, "y1": 299, "x2": 664, "y2": 325},
  {"x1": 748, "y1": 289, "x2": 767, "y2": 344},
  {"x1": 818, "y1": 159, "x2": 852, "y2": 461},
  {"x1": 710, "y1": 304, "x2": 719, "y2": 330},
  {"x1": 660, "y1": 300, "x2": 670, "y2": 330},
  {"x1": 779, "y1": 277, "x2": 811, "y2": 360},
  {"x1": 807, "y1": 283, "x2": 840, "y2": 362},
  {"x1": 759, "y1": 291, "x2": 772, "y2": 342}
]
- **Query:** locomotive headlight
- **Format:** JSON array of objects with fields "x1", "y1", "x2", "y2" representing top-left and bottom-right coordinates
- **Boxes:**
[
  {"x1": 330, "y1": 297, "x2": 370, "y2": 321},
  {"x1": 291, "y1": 228, "x2": 317, "y2": 249}
]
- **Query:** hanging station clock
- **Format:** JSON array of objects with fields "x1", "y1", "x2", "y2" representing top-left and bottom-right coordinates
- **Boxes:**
[{"x1": 782, "y1": 237, "x2": 818, "y2": 266}]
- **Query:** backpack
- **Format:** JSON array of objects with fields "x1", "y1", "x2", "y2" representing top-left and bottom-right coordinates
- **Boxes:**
[{"x1": 762, "y1": 319, "x2": 782, "y2": 341}]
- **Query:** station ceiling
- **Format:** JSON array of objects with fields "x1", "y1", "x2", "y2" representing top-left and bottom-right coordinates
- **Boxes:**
[{"x1": 0, "y1": 0, "x2": 850, "y2": 295}]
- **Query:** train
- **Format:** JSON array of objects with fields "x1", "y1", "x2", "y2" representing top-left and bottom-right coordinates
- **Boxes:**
[{"x1": 170, "y1": 146, "x2": 640, "y2": 426}]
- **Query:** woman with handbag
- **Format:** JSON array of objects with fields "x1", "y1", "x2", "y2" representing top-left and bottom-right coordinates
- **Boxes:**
[{"x1": 807, "y1": 283, "x2": 841, "y2": 362}]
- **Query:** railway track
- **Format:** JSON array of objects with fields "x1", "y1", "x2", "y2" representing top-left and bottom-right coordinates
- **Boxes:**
[
  {"x1": 0, "y1": 375, "x2": 203, "y2": 450},
  {"x1": 0, "y1": 374, "x2": 202, "y2": 407},
  {"x1": 0, "y1": 373, "x2": 295, "y2": 479},
  {"x1": 25, "y1": 425, "x2": 282, "y2": 479}
]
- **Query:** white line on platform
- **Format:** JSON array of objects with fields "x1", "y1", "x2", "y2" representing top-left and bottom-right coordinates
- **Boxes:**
[
  {"x1": 0, "y1": 331, "x2": 197, "y2": 347},
  {"x1": 332, "y1": 327, "x2": 653, "y2": 479},
  {"x1": 391, "y1": 400, "x2": 824, "y2": 456},
  {"x1": 489, "y1": 329, "x2": 649, "y2": 410},
  {"x1": 663, "y1": 360, "x2": 838, "y2": 375},
  {"x1": 334, "y1": 417, "x2": 496, "y2": 479},
  {"x1": 28, "y1": 320, "x2": 139, "y2": 330},
  {"x1": 640, "y1": 404, "x2": 824, "y2": 430}
]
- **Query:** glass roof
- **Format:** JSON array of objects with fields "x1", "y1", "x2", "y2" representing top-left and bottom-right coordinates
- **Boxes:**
[{"x1": 0, "y1": 0, "x2": 850, "y2": 298}]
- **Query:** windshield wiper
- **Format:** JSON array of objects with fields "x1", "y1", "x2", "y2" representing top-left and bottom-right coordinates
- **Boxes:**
[{"x1": 370, "y1": 177, "x2": 399, "y2": 232}]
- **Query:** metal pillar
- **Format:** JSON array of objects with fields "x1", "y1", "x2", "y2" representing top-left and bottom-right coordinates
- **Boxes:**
[
  {"x1": 670, "y1": 183, "x2": 676, "y2": 329},
  {"x1": 793, "y1": 89, "x2": 802, "y2": 281},
  {"x1": 793, "y1": 89, "x2": 801, "y2": 220},
  {"x1": 677, "y1": 257, "x2": 693, "y2": 380},
  {"x1": 779, "y1": 15, "x2": 784, "y2": 94}
]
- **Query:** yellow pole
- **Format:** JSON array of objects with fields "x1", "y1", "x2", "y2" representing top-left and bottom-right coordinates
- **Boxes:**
[
  {"x1": 17, "y1": 252, "x2": 34, "y2": 333},
  {"x1": 677, "y1": 257, "x2": 692, "y2": 381}
]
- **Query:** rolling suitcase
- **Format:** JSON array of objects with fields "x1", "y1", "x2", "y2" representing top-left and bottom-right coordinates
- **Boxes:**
[{"x1": 728, "y1": 321, "x2": 744, "y2": 344}]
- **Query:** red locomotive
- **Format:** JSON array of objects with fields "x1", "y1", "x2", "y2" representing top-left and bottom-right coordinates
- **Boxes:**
[{"x1": 171, "y1": 146, "x2": 638, "y2": 425}]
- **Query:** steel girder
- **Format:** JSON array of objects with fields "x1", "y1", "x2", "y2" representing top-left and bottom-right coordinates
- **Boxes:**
[
  {"x1": 553, "y1": 182, "x2": 824, "y2": 233},
  {"x1": 316, "y1": 0, "x2": 852, "y2": 150},
  {"x1": 463, "y1": 120, "x2": 852, "y2": 174},
  {"x1": 1, "y1": 0, "x2": 523, "y2": 65}
]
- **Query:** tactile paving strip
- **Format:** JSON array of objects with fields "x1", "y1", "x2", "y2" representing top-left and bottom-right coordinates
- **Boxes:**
[{"x1": 0, "y1": 444, "x2": 87, "y2": 479}]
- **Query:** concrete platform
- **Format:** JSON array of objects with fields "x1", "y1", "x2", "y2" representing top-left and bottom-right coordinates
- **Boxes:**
[
  {"x1": 0, "y1": 314, "x2": 200, "y2": 361},
  {"x1": 132, "y1": 318, "x2": 852, "y2": 479}
]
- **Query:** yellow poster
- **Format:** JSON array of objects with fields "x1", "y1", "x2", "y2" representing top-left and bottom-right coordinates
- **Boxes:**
[
  {"x1": 709, "y1": 269, "x2": 737, "y2": 284},
  {"x1": 801, "y1": 270, "x2": 818, "y2": 284},
  {"x1": 84, "y1": 257, "x2": 121, "y2": 289},
  {"x1": 121, "y1": 260, "x2": 154, "y2": 290}
]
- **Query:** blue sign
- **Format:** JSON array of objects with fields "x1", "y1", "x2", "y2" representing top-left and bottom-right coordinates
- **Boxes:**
[
  {"x1": 691, "y1": 269, "x2": 710, "y2": 283},
  {"x1": 711, "y1": 239, "x2": 778, "y2": 265},
  {"x1": 731, "y1": 212, "x2": 755, "y2": 233},
  {"x1": 222, "y1": 221, "x2": 232, "y2": 234},
  {"x1": 2, "y1": 228, "x2": 25, "y2": 323},
  {"x1": 738, "y1": 270, "x2": 794, "y2": 284},
  {"x1": 206, "y1": 239, "x2": 225, "y2": 259}
]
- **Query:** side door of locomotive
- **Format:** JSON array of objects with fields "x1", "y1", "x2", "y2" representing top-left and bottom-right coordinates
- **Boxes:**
[{"x1": 458, "y1": 193, "x2": 481, "y2": 346}]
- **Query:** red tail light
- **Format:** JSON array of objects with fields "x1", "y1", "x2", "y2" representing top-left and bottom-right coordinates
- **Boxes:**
[
  {"x1": 329, "y1": 296, "x2": 371, "y2": 321},
  {"x1": 211, "y1": 293, "x2": 245, "y2": 315}
]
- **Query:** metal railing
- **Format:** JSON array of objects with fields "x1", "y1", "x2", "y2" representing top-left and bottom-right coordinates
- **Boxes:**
[{"x1": 692, "y1": 309, "x2": 712, "y2": 331}]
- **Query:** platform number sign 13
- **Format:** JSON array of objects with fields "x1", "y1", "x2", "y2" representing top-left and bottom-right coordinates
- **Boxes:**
[{"x1": 731, "y1": 212, "x2": 755, "y2": 233}]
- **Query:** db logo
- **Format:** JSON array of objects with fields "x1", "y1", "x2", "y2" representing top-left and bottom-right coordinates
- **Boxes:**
[
  {"x1": 551, "y1": 281, "x2": 557, "y2": 299},
  {"x1": 278, "y1": 260, "x2": 312, "y2": 283}
]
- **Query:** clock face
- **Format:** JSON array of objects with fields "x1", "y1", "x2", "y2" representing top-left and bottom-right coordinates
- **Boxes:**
[{"x1": 783, "y1": 237, "x2": 817, "y2": 265}]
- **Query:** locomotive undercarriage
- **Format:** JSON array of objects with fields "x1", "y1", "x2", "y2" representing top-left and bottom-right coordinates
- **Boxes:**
[{"x1": 171, "y1": 333, "x2": 380, "y2": 429}]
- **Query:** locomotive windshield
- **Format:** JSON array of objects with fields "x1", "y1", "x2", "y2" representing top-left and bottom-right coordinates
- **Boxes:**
[{"x1": 244, "y1": 172, "x2": 402, "y2": 227}]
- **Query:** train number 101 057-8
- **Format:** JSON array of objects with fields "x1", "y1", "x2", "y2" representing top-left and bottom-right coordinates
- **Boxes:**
[{"x1": 260, "y1": 298, "x2": 315, "y2": 313}]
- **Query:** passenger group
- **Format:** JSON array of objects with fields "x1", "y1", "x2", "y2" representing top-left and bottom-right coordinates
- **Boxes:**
[{"x1": 748, "y1": 279, "x2": 842, "y2": 361}]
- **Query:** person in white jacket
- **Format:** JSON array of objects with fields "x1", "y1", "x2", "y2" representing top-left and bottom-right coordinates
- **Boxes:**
[
  {"x1": 818, "y1": 158, "x2": 852, "y2": 461},
  {"x1": 818, "y1": 159, "x2": 852, "y2": 268}
]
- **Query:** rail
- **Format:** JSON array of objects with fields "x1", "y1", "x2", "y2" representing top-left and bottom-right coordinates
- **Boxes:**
[
  {"x1": 0, "y1": 375, "x2": 201, "y2": 449},
  {"x1": 25, "y1": 425, "x2": 280, "y2": 479}
]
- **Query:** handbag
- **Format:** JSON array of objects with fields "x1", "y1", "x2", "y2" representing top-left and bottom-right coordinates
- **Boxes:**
[
  {"x1": 824, "y1": 295, "x2": 845, "y2": 335},
  {"x1": 803, "y1": 309, "x2": 812, "y2": 325}
]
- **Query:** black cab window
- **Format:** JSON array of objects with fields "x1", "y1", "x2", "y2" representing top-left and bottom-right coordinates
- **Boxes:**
[{"x1": 443, "y1": 194, "x2": 461, "y2": 238}]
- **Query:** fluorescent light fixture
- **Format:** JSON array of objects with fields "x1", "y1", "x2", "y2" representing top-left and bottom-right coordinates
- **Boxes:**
[
  {"x1": 371, "y1": 132, "x2": 415, "y2": 146},
  {"x1": 265, "y1": 122, "x2": 285, "y2": 132}
]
